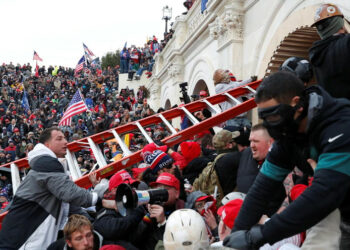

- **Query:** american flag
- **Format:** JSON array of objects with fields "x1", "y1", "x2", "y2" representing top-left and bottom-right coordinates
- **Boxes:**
[
  {"x1": 33, "y1": 51, "x2": 43, "y2": 61},
  {"x1": 74, "y1": 56, "x2": 85, "y2": 76},
  {"x1": 83, "y1": 43, "x2": 95, "y2": 57},
  {"x1": 58, "y1": 90, "x2": 87, "y2": 126}
]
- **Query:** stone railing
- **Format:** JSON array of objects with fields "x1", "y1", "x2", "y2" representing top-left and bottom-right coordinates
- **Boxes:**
[{"x1": 153, "y1": 0, "x2": 245, "y2": 77}]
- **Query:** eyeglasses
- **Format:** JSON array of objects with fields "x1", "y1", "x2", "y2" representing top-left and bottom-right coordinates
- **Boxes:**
[{"x1": 194, "y1": 201, "x2": 206, "y2": 210}]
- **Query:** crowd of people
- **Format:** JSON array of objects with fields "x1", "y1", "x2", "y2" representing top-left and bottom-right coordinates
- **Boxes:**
[
  {"x1": 0, "y1": 58, "x2": 165, "y2": 207},
  {"x1": 0, "y1": 3, "x2": 350, "y2": 250},
  {"x1": 120, "y1": 39, "x2": 157, "y2": 81}
]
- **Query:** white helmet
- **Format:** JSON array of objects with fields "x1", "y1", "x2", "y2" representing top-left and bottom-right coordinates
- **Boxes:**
[
  {"x1": 164, "y1": 209, "x2": 210, "y2": 250},
  {"x1": 221, "y1": 191, "x2": 246, "y2": 205}
]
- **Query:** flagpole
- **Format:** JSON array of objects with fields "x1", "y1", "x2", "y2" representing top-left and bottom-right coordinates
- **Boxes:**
[
  {"x1": 83, "y1": 43, "x2": 88, "y2": 65},
  {"x1": 33, "y1": 50, "x2": 35, "y2": 75}
]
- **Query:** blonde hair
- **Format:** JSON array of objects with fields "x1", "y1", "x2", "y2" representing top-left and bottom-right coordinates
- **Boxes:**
[
  {"x1": 64, "y1": 214, "x2": 92, "y2": 240},
  {"x1": 213, "y1": 69, "x2": 231, "y2": 85}
]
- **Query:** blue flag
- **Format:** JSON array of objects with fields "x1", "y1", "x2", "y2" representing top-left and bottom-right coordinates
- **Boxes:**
[
  {"x1": 91, "y1": 57, "x2": 101, "y2": 68},
  {"x1": 22, "y1": 91, "x2": 30, "y2": 114},
  {"x1": 201, "y1": 0, "x2": 208, "y2": 13}
]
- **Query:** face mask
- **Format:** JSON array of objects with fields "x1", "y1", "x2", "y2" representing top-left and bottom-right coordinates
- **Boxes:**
[{"x1": 258, "y1": 104, "x2": 301, "y2": 141}]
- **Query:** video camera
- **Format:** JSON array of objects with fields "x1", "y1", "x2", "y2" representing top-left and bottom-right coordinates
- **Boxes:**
[
  {"x1": 116, "y1": 183, "x2": 169, "y2": 216},
  {"x1": 179, "y1": 82, "x2": 191, "y2": 104}
]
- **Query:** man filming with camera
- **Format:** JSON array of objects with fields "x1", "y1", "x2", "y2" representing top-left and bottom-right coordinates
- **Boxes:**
[{"x1": 142, "y1": 172, "x2": 185, "y2": 250}]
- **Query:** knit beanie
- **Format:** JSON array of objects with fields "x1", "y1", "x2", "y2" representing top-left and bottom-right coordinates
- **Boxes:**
[
  {"x1": 179, "y1": 141, "x2": 201, "y2": 163},
  {"x1": 316, "y1": 16, "x2": 344, "y2": 39},
  {"x1": 144, "y1": 150, "x2": 173, "y2": 173}
]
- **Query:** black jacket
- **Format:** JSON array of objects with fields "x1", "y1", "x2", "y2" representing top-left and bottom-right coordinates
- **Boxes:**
[
  {"x1": 214, "y1": 150, "x2": 241, "y2": 196},
  {"x1": 182, "y1": 156, "x2": 211, "y2": 184},
  {"x1": 236, "y1": 147, "x2": 286, "y2": 216},
  {"x1": 309, "y1": 34, "x2": 350, "y2": 99},
  {"x1": 93, "y1": 206, "x2": 145, "y2": 246},
  {"x1": 234, "y1": 86, "x2": 350, "y2": 244},
  {"x1": 236, "y1": 148, "x2": 260, "y2": 194}
]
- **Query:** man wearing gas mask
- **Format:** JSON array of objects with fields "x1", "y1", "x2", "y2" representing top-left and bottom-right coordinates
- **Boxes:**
[{"x1": 224, "y1": 71, "x2": 350, "y2": 249}]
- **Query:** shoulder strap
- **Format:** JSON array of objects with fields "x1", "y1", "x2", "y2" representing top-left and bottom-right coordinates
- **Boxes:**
[
  {"x1": 209, "y1": 153, "x2": 228, "y2": 174},
  {"x1": 210, "y1": 153, "x2": 227, "y2": 202}
]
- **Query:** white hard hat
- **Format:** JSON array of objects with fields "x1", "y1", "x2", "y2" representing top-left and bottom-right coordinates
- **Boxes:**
[
  {"x1": 221, "y1": 192, "x2": 246, "y2": 205},
  {"x1": 164, "y1": 209, "x2": 210, "y2": 250}
]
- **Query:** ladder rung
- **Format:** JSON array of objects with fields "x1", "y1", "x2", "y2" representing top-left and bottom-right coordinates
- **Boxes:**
[
  {"x1": 10, "y1": 163, "x2": 21, "y2": 194},
  {"x1": 87, "y1": 138, "x2": 108, "y2": 168},
  {"x1": 65, "y1": 149, "x2": 82, "y2": 180},
  {"x1": 180, "y1": 107, "x2": 200, "y2": 125},
  {"x1": 244, "y1": 85, "x2": 257, "y2": 94},
  {"x1": 135, "y1": 122, "x2": 154, "y2": 143},
  {"x1": 111, "y1": 130, "x2": 132, "y2": 157},
  {"x1": 202, "y1": 99, "x2": 221, "y2": 114},
  {"x1": 224, "y1": 93, "x2": 241, "y2": 105},
  {"x1": 158, "y1": 114, "x2": 177, "y2": 135}
]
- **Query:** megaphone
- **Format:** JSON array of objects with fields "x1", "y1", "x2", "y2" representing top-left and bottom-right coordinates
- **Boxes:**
[{"x1": 116, "y1": 183, "x2": 169, "y2": 216}]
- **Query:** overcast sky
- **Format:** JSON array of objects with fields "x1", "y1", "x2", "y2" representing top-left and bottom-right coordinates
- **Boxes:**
[{"x1": 0, "y1": 0, "x2": 185, "y2": 68}]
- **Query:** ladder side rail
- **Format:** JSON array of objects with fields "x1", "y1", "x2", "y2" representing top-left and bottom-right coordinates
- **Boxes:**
[{"x1": 10, "y1": 163, "x2": 21, "y2": 194}]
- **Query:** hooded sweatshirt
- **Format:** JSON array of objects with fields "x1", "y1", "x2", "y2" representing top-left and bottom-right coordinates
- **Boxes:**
[
  {"x1": 0, "y1": 143, "x2": 98, "y2": 249},
  {"x1": 309, "y1": 34, "x2": 350, "y2": 99}
]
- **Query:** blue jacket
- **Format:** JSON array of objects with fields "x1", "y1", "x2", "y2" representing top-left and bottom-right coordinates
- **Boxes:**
[{"x1": 120, "y1": 49, "x2": 130, "y2": 60}]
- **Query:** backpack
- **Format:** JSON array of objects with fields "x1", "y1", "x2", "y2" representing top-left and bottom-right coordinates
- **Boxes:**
[{"x1": 192, "y1": 153, "x2": 227, "y2": 205}]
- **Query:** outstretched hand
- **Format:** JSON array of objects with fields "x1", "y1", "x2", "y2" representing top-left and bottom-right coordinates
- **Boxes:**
[{"x1": 89, "y1": 172, "x2": 101, "y2": 187}]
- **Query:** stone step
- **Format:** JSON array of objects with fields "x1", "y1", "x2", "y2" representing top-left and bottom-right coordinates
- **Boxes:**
[{"x1": 118, "y1": 71, "x2": 151, "y2": 92}]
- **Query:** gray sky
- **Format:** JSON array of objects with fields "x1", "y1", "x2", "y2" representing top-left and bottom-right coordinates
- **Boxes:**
[{"x1": 0, "y1": 0, "x2": 185, "y2": 68}]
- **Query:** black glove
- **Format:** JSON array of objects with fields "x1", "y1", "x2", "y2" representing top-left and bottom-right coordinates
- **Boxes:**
[
  {"x1": 266, "y1": 139, "x2": 297, "y2": 171},
  {"x1": 292, "y1": 173, "x2": 309, "y2": 186},
  {"x1": 223, "y1": 225, "x2": 266, "y2": 250}
]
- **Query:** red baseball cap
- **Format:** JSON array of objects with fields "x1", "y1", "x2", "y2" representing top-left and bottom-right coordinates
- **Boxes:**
[
  {"x1": 108, "y1": 170, "x2": 139, "y2": 191},
  {"x1": 217, "y1": 199, "x2": 243, "y2": 229},
  {"x1": 142, "y1": 142, "x2": 167, "y2": 154},
  {"x1": 100, "y1": 245, "x2": 125, "y2": 250},
  {"x1": 199, "y1": 90, "x2": 208, "y2": 97},
  {"x1": 150, "y1": 172, "x2": 180, "y2": 191},
  {"x1": 13, "y1": 128, "x2": 19, "y2": 132}
]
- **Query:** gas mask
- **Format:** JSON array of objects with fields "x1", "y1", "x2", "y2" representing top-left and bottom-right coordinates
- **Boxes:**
[{"x1": 258, "y1": 101, "x2": 307, "y2": 141}]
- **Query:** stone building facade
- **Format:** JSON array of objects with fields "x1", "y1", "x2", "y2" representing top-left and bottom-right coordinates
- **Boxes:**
[{"x1": 146, "y1": 0, "x2": 349, "y2": 123}]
